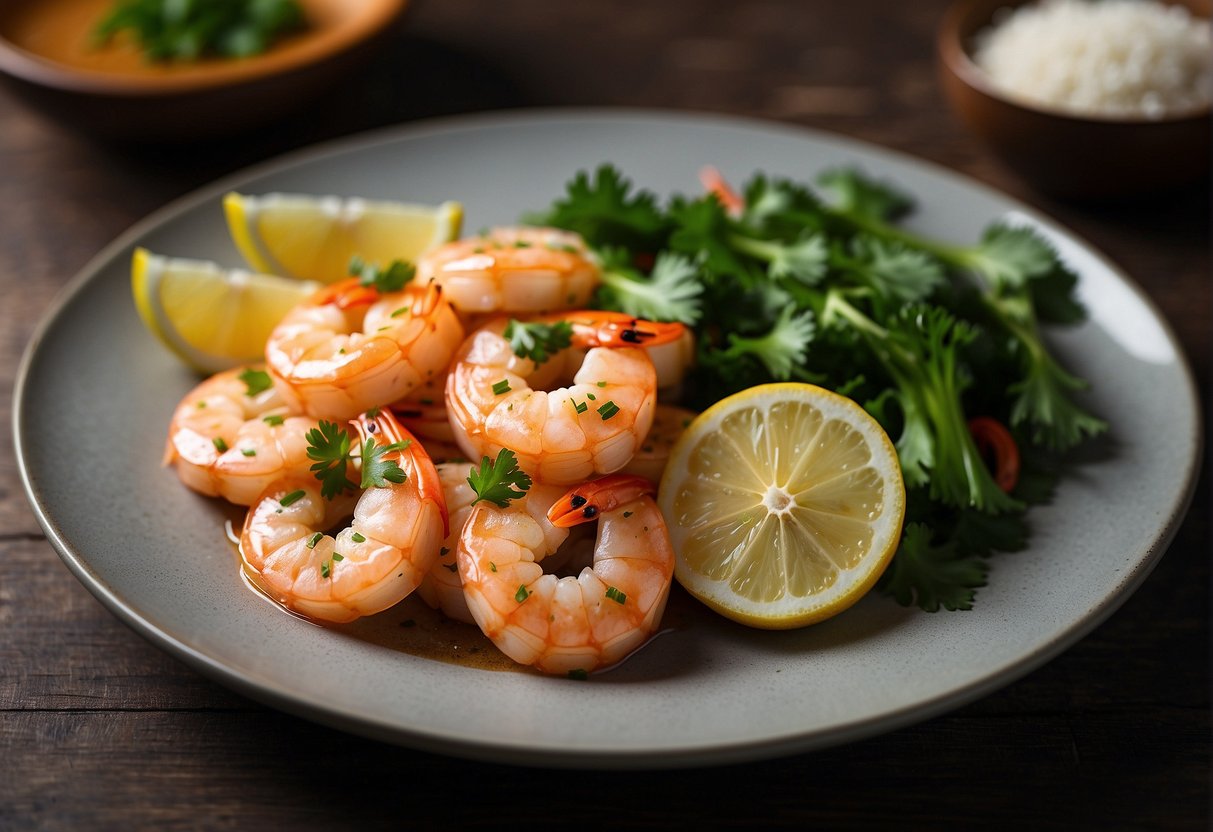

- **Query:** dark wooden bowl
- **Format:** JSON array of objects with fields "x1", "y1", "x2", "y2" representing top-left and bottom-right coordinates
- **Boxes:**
[
  {"x1": 938, "y1": 0, "x2": 1211, "y2": 199},
  {"x1": 0, "y1": 0, "x2": 407, "y2": 142}
]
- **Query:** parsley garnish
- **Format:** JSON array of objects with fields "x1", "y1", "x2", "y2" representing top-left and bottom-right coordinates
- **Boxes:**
[
  {"x1": 320, "y1": 560, "x2": 331, "y2": 579},
  {"x1": 241, "y1": 448, "x2": 256, "y2": 457},
  {"x1": 262, "y1": 414, "x2": 285, "y2": 427},
  {"x1": 351, "y1": 532, "x2": 365, "y2": 543},
  {"x1": 504, "y1": 319, "x2": 573, "y2": 365},
  {"x1": 596, "y1": 401, "x2": 620, "y2": 420},
  {"x1": 238, "y1": 368, "x2": 273, "y2": 396},
  {"x1": 467, "y1": 449, "x2": 532, "y2": 507},
  {"x1": 492, "y1": 379, "x2": 511, "y2": 395},
  {"x1": 305, "y1": 421, "x2": 357, "y2": 500},
  {"x1": 514, "y1": 585, "x2": 530, "y2": 603},
  {"x1": 212, "y1": 437, "x2": 229, "y2": 453},
  {"x1": 360, "y1": 438, "x2": 409, "y2": 489},
  {"x1": 349, "y1": 255, "x2": 416, "y2": 294}
]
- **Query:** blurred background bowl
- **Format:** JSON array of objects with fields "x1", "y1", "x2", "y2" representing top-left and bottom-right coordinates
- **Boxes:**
[
  {"x1": 0, "y1": 0, "x2": 407, "y2": 143},
  {"x1": 938, "y1": 0, "x2": 1211, "y2": 199}
]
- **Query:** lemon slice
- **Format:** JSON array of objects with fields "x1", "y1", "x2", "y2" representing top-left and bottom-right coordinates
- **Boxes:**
[
  {"x1": 131, "y1": 247, "x2": 320, "y2": 373},
  {"x1": 224, "y1": 192, "x2": 463, "y2": 283},
  {"x1": 658, "y1": 383, "x2": 906, "y2": 629}
]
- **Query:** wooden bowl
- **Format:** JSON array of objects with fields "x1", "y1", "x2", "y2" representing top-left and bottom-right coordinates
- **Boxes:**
[
  {"x1": 938, "y1": 0, "x2": 1211, "y2": 198},
  {"x1": 0, "y1": 0, "x2": 407, "y2": 142}
]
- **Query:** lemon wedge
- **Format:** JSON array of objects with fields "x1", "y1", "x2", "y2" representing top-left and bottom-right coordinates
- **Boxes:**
[
  {"x1": 224, "y1": 192, "x2": 463, "y2": 283},
  {"x1": 131, "y1": 247, "x2": 319, "y2": 374},
  {"x1": 658, "y1": 383, "x2": 906, "y2": 629}
]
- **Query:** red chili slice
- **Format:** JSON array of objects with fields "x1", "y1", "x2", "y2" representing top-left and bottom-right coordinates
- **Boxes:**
[{"x1": 968, "y1": 416, "x2": 1020, "y2": 493}]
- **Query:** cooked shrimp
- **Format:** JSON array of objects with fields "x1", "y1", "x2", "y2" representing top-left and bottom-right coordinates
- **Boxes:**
[
  {"x1": 417, "y1": 462, "x2": 568, "y2": 624},
  {"x1": 620, "y1": 404, "x2": 698, "y2": 483},
  {"x1": 458, "y1": 474, "x2": 675, "y2": 675},
  {"x1": 390, "y1": 368, "x2": 455, "y2": 445},
  {"x1": 265, "y1": 278, "x2": 463, "y2": 421},
  {"x1": 647, "y1": 326, "x2": 696, "y2": 391},
  {"x1": 165, "y1": 366, "x2": 319, "y2": 506},
  {"x1": 415, "y1": 227, "x2": 600, "y2": 316},
  {"x1": 446, "y1": 311, "x2": 685, "y2": 484},
  {"x1": 239, "y1": 410, "x2": 447, "y2": 624}
]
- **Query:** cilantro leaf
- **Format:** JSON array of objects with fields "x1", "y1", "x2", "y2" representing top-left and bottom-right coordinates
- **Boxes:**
[
  {"x1": 349, "y1": 256, "x2": 415, "y2": 293},
  {"x1": 360, "y1": 438, "x2": 409, "y2": 489},
  {"x1": 959, "y1": 223, "x2": 1057, "y2": 290},
  {"x1": 305, "y1": 421, "x2": 357, "y2": 499},
  {"x1": 529, "y1": 164, "x2": 667, "y2": 249},
  {"x1": 817, "y1": 168, "x2": 914, "y2": 223},
  {"x1": 238, "y1": 368, "x2": 273, "y2": 397},
  {"x1": 717, "y1": 305, "x2": 816, "y2": 380},
  {"x1": 595, "y1": 250, "x2": 703, "y2": 324},
  {"x1": 840, "y1": 236, "x2": 946, "y2": 304},
  {"x1": 504, "y1": 319, "x2": 573, "y2": 365},
  {"x1": 878, "y1": 523, "x2": 988, "y2": 612},
  {"x1": 467, "y1": 449, "x2": 532, "y2": 507}
]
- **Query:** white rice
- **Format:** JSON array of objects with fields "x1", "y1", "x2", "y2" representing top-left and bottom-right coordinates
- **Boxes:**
[{"x1": 973, "y1": 0, "x2": 1213, "y2": 119}]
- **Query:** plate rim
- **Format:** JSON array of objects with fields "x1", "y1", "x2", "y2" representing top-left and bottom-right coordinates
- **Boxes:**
[{"x1": 12, "y1": 107, "x2": 1204, "y2": 768}]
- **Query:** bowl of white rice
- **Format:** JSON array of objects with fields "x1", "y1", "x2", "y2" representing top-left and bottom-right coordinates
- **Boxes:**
[{"x1": 939, "y1": 0, "x2": 1211, "y2": 197}]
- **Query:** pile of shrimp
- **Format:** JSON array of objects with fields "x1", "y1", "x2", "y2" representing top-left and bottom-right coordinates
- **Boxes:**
[{"x1": 165, "y1": 226, "x2": 699, "y2": 676}]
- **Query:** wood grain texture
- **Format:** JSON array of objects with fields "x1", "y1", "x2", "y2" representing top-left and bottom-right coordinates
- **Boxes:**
[{"x1": 1, "y1": 0, "x2": 1207, "y2": 828}]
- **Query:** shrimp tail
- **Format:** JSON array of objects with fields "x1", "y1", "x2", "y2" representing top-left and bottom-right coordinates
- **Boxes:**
[
  {"x1": 311, "y1": 277, "x2": 380, "y2": 309},
  {"x1": 546, "y1": 474, "x2": 658, "y2": 527},
  {"x1": 566, "y1": 311, "x2": 686, "y2": 349}
]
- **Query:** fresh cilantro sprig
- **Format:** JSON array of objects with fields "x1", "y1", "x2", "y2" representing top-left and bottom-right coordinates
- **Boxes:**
[
  {"x1": 94, "y1": 0, "x2": 306, "y2": 62},
  {"x1": 595, "y1": 250, "x2": 703, "y2": 324},
  {"x1": 349, "y1": 256, "x2": 415, "y2": 294},
  {"x1": 504, "y1": 319, "x2": 573, "y2": 364},
  {"x1": 530, "y1": 163, "x2": 1105, "y2": 612},
  {"x1": 305, "y1": 421, "x2": 356, "y2": 500},
  {"x1": 359, "y1": 438, "x2": 409, "y2": 489},
  {"x1": 467, "y1": 449, "x2": 532, "y2": 508}
]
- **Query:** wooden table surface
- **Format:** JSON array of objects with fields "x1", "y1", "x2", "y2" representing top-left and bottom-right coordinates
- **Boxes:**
[{"x1": 2, "y1": 1, "x2": 1208, "y2": 828}]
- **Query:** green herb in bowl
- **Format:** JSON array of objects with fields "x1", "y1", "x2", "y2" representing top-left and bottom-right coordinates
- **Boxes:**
[{"x1": 94, "y1": 0, "x2": 307, "y2": 62}]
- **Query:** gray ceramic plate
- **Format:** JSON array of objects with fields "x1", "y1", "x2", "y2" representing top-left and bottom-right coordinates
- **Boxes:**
[{"x1": 14, "y1": 110, "x2": 1200, "y2": 768}]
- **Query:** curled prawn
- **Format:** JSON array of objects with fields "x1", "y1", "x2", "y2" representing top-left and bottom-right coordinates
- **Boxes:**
[
  {"x1": 415, "y1": 226, "x2": 600, "y2": 316},
  {"x1": 458, "y1": 474, "x2": 675, "y2": 675},
  {"x1": 418, "y1": 462, "x2": 567, "y2": 624},
  {"x1": 446, "y1": 311, "x2": 685, "y2": 484},
  {"x1": 239, "y1": 410, "x2": 447, "y2": 623},
  {"x1": 265, "y1": 278, "x2": 463, "y2": 421},
  {"x1": 165, "y1": 366, "x2": 319, "y2": 506}
]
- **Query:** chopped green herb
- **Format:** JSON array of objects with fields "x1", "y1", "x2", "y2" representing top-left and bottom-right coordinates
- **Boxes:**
[
  {"x1": 93, "y1": 0, "x2": 307, "y2": 62},
  {"x1": 586, "y1": 393, "x2": 597, "y2": 401},
  {"x1": 605, "y1": 586, "x2": 627, "y2": 604},
  {"x1": 263, "y1": 414, "x2": 285, "y2": 427},
  {"x1": 351, "y1": 532, "x2": 366, "y2": 543},
  {"x1": 306, "y1": 532, "x2": 323, "y2": 549},
  {"x1": 349, "y1": 255, "x2": 415, "y2": 293},
  {"x1": 238, "y1": 368, "x2": 273, "y2": 396},
  {"x1": 596, "y1": 381, "x2": 607, "y2": 387},
  {"x1": 597, "y1": 400, "x2": 620, "y2": 420},
  {"x1": 360, "y1": 438, "x2": 410, "y2": 489},
  {"x1": 390, "y1": 307, "x2": 408, "y2": 318},
  {"x1": 240, "y1": 448, "x2": 256, "y2": 457},
  {"x1": 504, "y1": 319, "x2": 573, "y2": 364},
  {"x1": 305, "y1": 421, "x2": 357, "y2": 499},
  {"x1": 332, "y1": 552, "x2": 344, "y2": 562},
  {"x1": 515, "y1": 585, "x2": 530, "y2": 603},
  {"x1": 320, "y1": 560, "x2": 331, "y2": 579},
  {"x1": 492, "y1": 379, "x2": 512, "y2": 395},
  {"x1": 212, "y1": 437, "x2": 229, "y2": 453},
  {"x1": 571, "y1": 398, "x2": 588, "y2": 415},
  {"x1": 279, "y1": 489, "x2": 306, "y2": 507},
  {"x1": 467, "y1": 449, "x2": 533, "y2": 507},
  {"x1": 489, "y1": 562, "x2": 498, "y2": 572}
]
